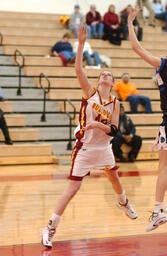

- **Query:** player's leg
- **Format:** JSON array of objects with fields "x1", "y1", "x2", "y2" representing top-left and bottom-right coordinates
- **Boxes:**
[
  {"x1": 42, "y1": 179, "x2": 82, "y2": 248},
  {"x1": 105, "y1": 167, "x2": 137, "y2": 219},
  {"x1": 146, "y1": 150, "x2": 167, "y2": 232}
]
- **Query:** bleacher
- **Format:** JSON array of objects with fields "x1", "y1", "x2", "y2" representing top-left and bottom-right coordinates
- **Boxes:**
[{"x1": 0, "y1": 10, "x2": 166, "y2": 164}]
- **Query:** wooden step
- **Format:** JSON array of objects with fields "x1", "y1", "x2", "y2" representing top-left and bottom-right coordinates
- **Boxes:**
[
  {"x1": 5, "y1": 114, "x2": 26, "y2": 127},
  {"x1": 0, "y1": 19, "x2": 62, "y2": 29},
  {"x1": 136, "y1": 126, "x2": 158, "y2": 138},
  {"x1": 0, "y1": 101, "x2": 13, "y2": 112},
  {"x1": 48, "y1": 88, "x2": 159, "y2": 100},
  {"x1": 3, "y1": 44, "x2": 166, "y2": 58},
  {"x1": 0, "y1": 128, "x2": 38, "y2": 141},
  {"x1": 59, "y1": 101, "x2": 161, "y2": 113},
  {"x1": 0, "y1": 11, "x2": 61, "y2": 21},
  {"x1": 24, "y1": 56, "x2": 152, "y2": 68},
  {"x1": 0, "y1": 155, "x2": 55, "y2": 165},
  {"x1": 129, "y1": 114, "x2": 162, "y2": 125},
  {"x1": 0, "y1": 143, "x2": 52, "y2": 157},
  {"x1": 24, "y1": 66, "x2": 155, "y2": 78},
  {"x1": 36, "y1": 77, "x2": 157, "y2": 89}
]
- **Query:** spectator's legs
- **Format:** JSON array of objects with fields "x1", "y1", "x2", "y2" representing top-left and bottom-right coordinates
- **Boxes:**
[
  {"x1": 83, "y1": 51, "x2": 92, "y2": 65},
  {"x1": 156, "y1": 12, "x2": 167, "y2": 31},
  {"x1": 127, "y1": 135, "x2": 142, "y2": 161},
  {"x1": 122, "y1": 24, "x2": 128, "y2": 40},
  {"x1": 92, "y1": 51, "x2": 101, "y2": 66},
  {"x1": 126, "y1": 95, "x2": 139, "y2": 113},
  {"x1": 97, "y1": 23, "x2": 104, "y2": 38},
  {"x1": 112, "y1": 136, "x2": 125, "y2": 160},
  {"x1": 91, "y1": 24, "x2": 97, "y2": 38},
  {"x1": 136, "y1": 0, "x2": 145, "y2": 25},
  {"x1": 0, "y1": 110, "x2": 12, "y2": 144},
  {"x1": 86, "y1": 25, "x2": 91, "y2": 39},
  {"x1": 144, "y1": 0, "x2": 155, "y2": 25},
  {"x1": 138, "y1": 95, "x2": 152, "y2": 113},
  {"x1": 137, "y1": 26, "x2": 143, "y2": 41},
  {"x1": 69, "y1": 25, "x2": 78, "y2": 38}
]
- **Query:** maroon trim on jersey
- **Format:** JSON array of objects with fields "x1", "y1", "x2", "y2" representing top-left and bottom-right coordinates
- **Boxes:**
[
  {"x1": 97, "y1": 89, "x2": 114, "y2": 106},
  {"x1": 82, "y1": 87, "x2": 97, "y2": 100},
  {"x1": 69, "y1": 171, "x2": 91, "y2": 181},
  {"x1": 69, "y1": 98, "x2": 88, "y2": 180},
  {"x1": 110, "y1": 165, "x2": 119, "y2": 171}
]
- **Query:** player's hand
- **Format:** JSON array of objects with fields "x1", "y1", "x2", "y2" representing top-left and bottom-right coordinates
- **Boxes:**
[
  {"x1": 83, "y1": 121, "x2": 99, "y2": 131},
  {"x1": 128, "y1": 6, "x2": 140, "y2": 23},
  {"x1": 78, "y1": 23, "x2": 87, "y2": 45}
]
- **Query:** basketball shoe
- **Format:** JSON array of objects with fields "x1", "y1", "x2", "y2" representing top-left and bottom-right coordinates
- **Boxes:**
[
  {"x1": 146, "y1": 209, "x2": 167, "y2": 232},
  {"x1": 41, "y1": 226, "x2": 56, "y2": 248},
  {"x1": 118, "y1": 199, "x2": 137, "y2": 219}
]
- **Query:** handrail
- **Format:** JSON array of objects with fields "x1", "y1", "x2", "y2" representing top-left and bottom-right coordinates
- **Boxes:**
[
  {"x1": 39, "y1": 73, "x2": 51, "y2": 122},
  {"x1": 64, "y1": 98, "x2": 76, "y2": 150},
  {"x1": 0, "y1": 32, "x2": 3, "y2": 45},
  {"x1": 14, "y1": 49, "x2": 25, "y2": 96},
  {"x1": 64, "y1": 98, "x2": 76, "y2": 121}
]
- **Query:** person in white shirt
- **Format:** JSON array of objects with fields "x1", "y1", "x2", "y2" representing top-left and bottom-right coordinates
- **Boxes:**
[{"x1": 73, "y1": 40, "x2": 101, "y2": 67}]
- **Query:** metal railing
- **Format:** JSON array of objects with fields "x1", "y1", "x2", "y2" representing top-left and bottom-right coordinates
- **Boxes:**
[
  {"x1": 64, "y1": 99, "x2": 76, "y2": 150},
  {"x1": 0, "y1": 33, "x2": 3, "y2": 45},
  {"x1": 14, "y1": 49, "x2": 25, "y2": 96},
  {"x1": 39, "y1": 73, "x2": 50, "y2": 122}
]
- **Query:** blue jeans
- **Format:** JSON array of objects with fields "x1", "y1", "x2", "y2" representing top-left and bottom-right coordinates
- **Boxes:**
[
  {"x1": 126, "y1": 95, "x2": 152, "y2": 113},
  {"x1": 60, "y1": 51, "x2": 76, "y2": 61},
  {"x1": 70, "y1": 24, "x2": 91, "y2": 39},
  {"x1": 87, "y1": 23, "x2": 104, "y2": 38},
  {"x1": 83, "y1": 51, "x2": 101, "y2": 66},
  {"x1": 155, "y1": 12, "x2": 167, "y2": 31}
]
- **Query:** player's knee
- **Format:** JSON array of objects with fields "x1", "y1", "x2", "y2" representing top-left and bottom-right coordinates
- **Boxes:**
[
  {"x1": 68, "y1": 181, "x2": 81, "y2": 198},
  {"x1": 109, "y1": 170, "x2": 119, "y2": 182}
]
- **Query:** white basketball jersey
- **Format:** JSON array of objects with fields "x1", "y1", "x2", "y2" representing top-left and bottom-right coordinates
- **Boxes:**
[{"x1": 74, "y1": 89, "x2": 117, "y2": 147}]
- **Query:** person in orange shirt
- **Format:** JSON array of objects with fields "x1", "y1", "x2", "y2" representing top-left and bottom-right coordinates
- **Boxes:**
[{"x1": 115, "y1": 72, "x2": 152, "y2": 113}]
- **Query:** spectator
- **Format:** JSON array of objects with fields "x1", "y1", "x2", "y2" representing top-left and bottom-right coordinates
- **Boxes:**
[
  {"x1": 73, "y1": 40, "x2": 101, "y2": 67},
  {"x1": 86, "y1": 4, "x2": 104, "y2": 38},
  {"x1": 69, "y1": 4, "x2": 91, "y2": 39},
  {"x1": 51, "y1": 33, "x2": 76, "y2": 66},
  {"x1": 152, "y1": 0, "x2": 167, "y2": 32},
  {"x1": 0, "y1": 108, "x2": 13, "y2": 145},
  {"x1": 120, "y1": 5, "x2": 143, "y2": 41},
  {"x1": 115, "y1": 73, "x2": 152, "y2": 113},
  {"x1": 136, "y1": 0, "x2": 155, "y2": 26},
  {"x1": 103, "y1": 4, "x2": 122, "y2": 45},
  {"x1": 112, "y1": 104, "x2": 142, "y2": 162}
]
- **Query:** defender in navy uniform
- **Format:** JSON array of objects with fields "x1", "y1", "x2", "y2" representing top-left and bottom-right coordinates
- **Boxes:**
[{"x1": 128, "y1": 7, "x2": 167, "y2": 232}]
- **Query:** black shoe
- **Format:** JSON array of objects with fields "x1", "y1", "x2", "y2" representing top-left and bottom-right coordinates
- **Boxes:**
[
  {"x1": 5, "y1": 140, "x2": 13, "y2": 145},
  {"x1": 128, "y1": 154, "x2": 135, "y2": 162},
  {"x1": 119, "y1": 156, "x2": 127, "y2": 162}
]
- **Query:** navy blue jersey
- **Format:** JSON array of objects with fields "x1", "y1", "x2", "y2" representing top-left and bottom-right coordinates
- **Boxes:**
[{"x1": 156, "y1": 58, "x2": 167, "y2": 119}]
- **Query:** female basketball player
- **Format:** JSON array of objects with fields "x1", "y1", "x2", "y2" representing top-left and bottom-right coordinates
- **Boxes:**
[
  {"x1": 128, "y1": 8, "x2": 167, "y2": 232},
  {"x1": 41, "y1": 24, "x2": 137, "y2": 248}
]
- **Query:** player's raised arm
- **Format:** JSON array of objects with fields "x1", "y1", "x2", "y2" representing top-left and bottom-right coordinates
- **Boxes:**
[
  {"x1": 75, "y1": 23, "x2": 94, "y2": 99},
  {"x1": 128, "y1": 7, "x2": 161, "y2": 69}
]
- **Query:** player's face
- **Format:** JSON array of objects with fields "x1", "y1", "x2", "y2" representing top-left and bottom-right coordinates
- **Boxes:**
[{"x1": 99, "y1": 71, "x2": 114, "y2": 87}]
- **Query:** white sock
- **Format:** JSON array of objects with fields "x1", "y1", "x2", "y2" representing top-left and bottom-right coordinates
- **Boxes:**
[
  {"x1": 154, "y1": 201, "x2": 163, "y2": 213},
  {"x1": 117, "y1": 190, "x2": 127, "y2": 205},
  {"x1": 48, "y1": 213, "x2": 61, "y2": 229}
]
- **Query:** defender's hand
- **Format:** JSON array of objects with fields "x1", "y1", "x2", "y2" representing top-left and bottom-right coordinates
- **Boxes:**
[{"x1": 78, "y1": 23, "x2": 87, "y2": 44}]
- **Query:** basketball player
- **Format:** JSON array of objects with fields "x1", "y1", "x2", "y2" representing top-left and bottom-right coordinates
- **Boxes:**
[
  {"x1": 128, "y1": 7, "x2": 167, "y2": 232},
  {"x1": 41, "y1": 24, "x2": 137, "y2": 248}
]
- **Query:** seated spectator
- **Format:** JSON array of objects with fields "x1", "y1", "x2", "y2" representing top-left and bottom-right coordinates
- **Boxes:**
[
  {"x1": 112, "y1": 104, "x2": 142, "y2": 162},
  {"x1": 103, "y1": 4, "x2": 122, "y2": 45},
  {"x1": 115, "y1": 73, "x2": 152, "y2": 113},
  {"x1": 69, "y1": 4, "x2": 91, "y2": 39},
  {"x1": 51, "y1": 33, "x2": 76, "y2": 66},
  {"x1": 0, "y1": 87, "x2": 4, "y2": 101},
  {"x1": 0, "y1": 108, "x2": 13, "y2": 145},
  {"x1": 73, "y1": 40, "x2": 101, "y2": 67},
  {"x1": 152, "y1": 0, "x2": 167, "y2": 32},
  {"x1": 120, "y1": 5, "x2": 143, "y2": 41},
  {"x1": 86, "y1": 4, "x2": 104, "y2": 39}
]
